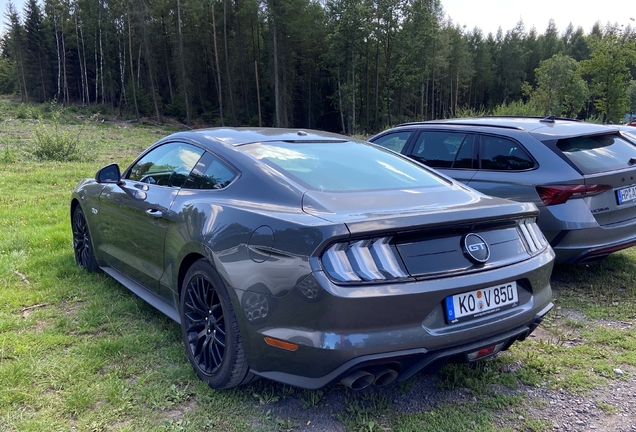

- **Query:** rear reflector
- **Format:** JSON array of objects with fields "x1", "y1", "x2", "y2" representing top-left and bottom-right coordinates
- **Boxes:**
[
  {"x1": 536, "y1": 184, "x2": 612, "y2": 206},
  {"x1": 264, "y1": 337, "x2": 299, "y2": 351},
  {"x1": 467, "y1": 342, "x2": 505, "y2": 361}
]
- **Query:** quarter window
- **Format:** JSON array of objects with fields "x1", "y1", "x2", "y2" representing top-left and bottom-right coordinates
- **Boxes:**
[
  {"x1": 127, "y1": 143, "x2": 204, "y2": 187},
  {"x1": 480, "y1": 136, "x2": 534, "y2": 171},
  {"x1": 183, "y1": 152, "x2": 238, "y2": 190},
  {"x1": 372, "y1": 131, "x2": 413, "y2": 153}
]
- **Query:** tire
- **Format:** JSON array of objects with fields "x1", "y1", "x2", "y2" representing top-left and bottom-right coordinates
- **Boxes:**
[
  {"x1": 72, "y1": 205, "x2": 101, "y2": 272},
  {"x1": 179, "y1": 259, "x2": 254, "y2": 389}
]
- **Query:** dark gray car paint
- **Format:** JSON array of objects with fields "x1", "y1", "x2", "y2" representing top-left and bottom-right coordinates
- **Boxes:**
[{"x1": 71, "y1": 127, "x2": 554, "y2": 389}]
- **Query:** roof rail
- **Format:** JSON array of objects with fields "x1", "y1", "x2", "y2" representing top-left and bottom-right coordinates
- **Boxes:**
[
  {"x1": 478, "y1": 115, "x2": 581, "y2": 122},
  {"x1": 396, "y1": 121, "x2": 524, "y2": 131}
]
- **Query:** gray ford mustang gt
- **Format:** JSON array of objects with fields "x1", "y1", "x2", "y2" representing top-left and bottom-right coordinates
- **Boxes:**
[{"x1": 71, "y1": 128, "x2": 554, "y2": 390}]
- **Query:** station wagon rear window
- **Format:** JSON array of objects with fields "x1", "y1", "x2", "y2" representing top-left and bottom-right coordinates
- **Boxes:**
[
  {"x1": 556, "y1": 134, "x2": 636, "y2": 174},
  {"x1": 241, "y1": 141, "x2": 449, "y2": 191}
]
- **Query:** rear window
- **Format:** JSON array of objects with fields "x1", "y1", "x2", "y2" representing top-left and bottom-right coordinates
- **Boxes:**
[
  {"x1": 556, "y1": 134, "x2": 636, "y2": 174},
  {"x1": 241, "y1": 141, "x2": 449, "y2": 191}
]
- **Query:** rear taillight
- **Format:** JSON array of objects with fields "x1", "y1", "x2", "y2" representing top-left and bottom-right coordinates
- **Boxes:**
[
  {"x1": 517, "y1": 218, "x2": 549, "y2": 255},
  {"x1": 321, "y1": 237, "x2": 408, "y2": 283},
  {"x1": 535, "y1": 184, "x2": 612, "y2": 206}
]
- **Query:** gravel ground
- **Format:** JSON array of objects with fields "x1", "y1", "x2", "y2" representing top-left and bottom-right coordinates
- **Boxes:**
[
  {"x1": 255, "y1": 370, "x2": 636, "y2": 431},
  {"x1": 252, "y1": 316, "x2": 636, "y2": 431}
]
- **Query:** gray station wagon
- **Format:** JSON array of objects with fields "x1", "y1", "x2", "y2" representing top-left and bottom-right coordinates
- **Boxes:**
[{"x1": 370, "y1": 117, "x2": 636, "y2": 264}]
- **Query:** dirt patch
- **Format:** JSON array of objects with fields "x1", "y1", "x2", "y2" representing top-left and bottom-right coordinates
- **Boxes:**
[{"x1": 158, "y1": 399, "x2": 198, "y2": 423}]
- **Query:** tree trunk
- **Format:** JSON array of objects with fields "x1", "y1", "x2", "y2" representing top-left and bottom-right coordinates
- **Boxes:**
[
  {"x1": 54, "y1": 15, "x2": 61, "y2": 100},
  {"x1": 176, "y1": 0, "x2": 190, "y2": 124},
  {"x1": 99, "y1": 1, "x2": 105, "y2": 104},
  {"x1": 138, "y1": 0, "x2": 161, "y2": 122},
  {"x1": 255, "y1": 60, "x2": 262, "y2": 126},
  {"x1": 351, "y1": 46, "x2": 355, "y2": 135},
  {"x1": 127, "y1": 4, "x2": 139, "y2": 119},
  {"x1": 211, "y1": 5, "x2": 224, "y2": 126},
  {"x1": 61, "y1": 19, "x2": 69, "y2": 105},
  {"x1": 160, "y1": 13, "x2": 174, "y2": 101},
  {"x1": 117, "y1": 23, "x2": 126, "y2": 114},
  {"x1": 223, "y1": 0, "x2": 236, "y2": 125},
  {"x1": 337, "y1": 67, "x2": 345, "y2": 133},
  {"x1": 272, "y1": 14, "x2": 281, "y2": 127}
]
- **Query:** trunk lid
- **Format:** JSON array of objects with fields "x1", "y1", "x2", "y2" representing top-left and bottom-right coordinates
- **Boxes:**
[
  {"x1": 551, "y1": 133, "x2": 636, "y2": 226},
  {"x1": 302, "y1": 183, "x2": 538, "y2": 235}
]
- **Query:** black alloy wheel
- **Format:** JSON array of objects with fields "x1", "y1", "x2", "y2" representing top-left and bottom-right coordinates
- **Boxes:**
[
  {"x1": 180, "y1": 260, "x2": 254, "y2": 389},
  {"x1": 183, "y1": 275, "x2": 227, "y2": 374},
  {"x1": 71, "y1": 206, "x2": 100, "y2": 272}
]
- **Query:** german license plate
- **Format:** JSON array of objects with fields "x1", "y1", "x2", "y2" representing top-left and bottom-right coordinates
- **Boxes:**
[
  {"x1": 445, "y1": 282, "x2": 518, "y2": 324},
  {"x1": 616, "y1": 186, "x2": 636, "y2": 205}
]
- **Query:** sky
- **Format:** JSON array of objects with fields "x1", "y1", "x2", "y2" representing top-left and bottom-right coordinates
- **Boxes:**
[{"x1": 442, "y1": 0, "x2": 632, "y2": 36}]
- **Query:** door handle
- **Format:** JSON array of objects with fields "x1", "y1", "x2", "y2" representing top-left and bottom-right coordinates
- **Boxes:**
[{"x1": 145, "y1": 208, "x2": 163, "y2": 218}]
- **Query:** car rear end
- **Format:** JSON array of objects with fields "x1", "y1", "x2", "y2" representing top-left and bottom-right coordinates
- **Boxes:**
[
  {"x1": 237, "y1": 138, "x2": 554, "y2": 389},
  {"x1": 531, "y1": 130, "x2": 636, "y2": 263}
]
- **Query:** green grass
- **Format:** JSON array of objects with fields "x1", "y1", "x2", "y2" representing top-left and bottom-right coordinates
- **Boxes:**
[{"x1": 1, "y1": 98, "x2": 636, "y2": 431}]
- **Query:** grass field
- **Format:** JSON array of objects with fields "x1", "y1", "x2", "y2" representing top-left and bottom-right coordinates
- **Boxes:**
[{"x1": 1, "y1": 101, "x2": 635, "y2": 431}]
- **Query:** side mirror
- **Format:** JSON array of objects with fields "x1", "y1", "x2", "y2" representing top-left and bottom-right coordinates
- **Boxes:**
[{"x1": 96, "y1": 163, "x2": 121, "y2": 184}]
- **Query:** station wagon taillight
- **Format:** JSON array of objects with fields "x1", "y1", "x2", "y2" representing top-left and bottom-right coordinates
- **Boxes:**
[{"x1": 535, "y1": 184, "x2": 612, "y2": 206}]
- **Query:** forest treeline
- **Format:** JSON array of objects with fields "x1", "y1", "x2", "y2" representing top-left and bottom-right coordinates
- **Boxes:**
[{"x1": 1, "y1": 0, "x2": 636, "y2": 132}]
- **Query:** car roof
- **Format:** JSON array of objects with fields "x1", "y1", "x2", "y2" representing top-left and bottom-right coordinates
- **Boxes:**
[
  {"x1": 165, "y1": 127, "x2": 353, "y2": 148},
  {"x1": 395, "y1": 116, "x2": 620, "y2": 140}
]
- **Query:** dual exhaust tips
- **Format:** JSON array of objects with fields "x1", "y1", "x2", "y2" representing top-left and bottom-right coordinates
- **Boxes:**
[{"x1": 340, "y1": 366, "x2": 398, "y2": 390}]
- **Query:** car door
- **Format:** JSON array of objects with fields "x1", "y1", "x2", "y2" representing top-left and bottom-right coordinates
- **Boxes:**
[
  {"x1": 467, "y1": 134, "x2": 538, "y2": 202},
  {"x1": 406, "y1": 130, "x2": 478, "y2": 184},
  {"x1": 157, "y1": 151, "x2": 240, "y2": 299},
  {"x1": 98, "y1": 142, "x2": 204, "y2": 291}
]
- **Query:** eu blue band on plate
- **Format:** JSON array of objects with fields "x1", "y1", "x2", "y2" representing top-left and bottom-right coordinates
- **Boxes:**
[{"x1": 445, "y1": 296, "x2": 455, "y2": 319}]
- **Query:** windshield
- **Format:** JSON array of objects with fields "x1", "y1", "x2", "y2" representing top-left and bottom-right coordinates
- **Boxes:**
[{"x1": 241, "y1": 141, "x2": 449, "y2": 191}]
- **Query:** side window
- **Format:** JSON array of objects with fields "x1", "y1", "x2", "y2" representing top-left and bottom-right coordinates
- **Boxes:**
[
  {"x1": 183, "y1": 152, "x2": 238, "y2": 190},
  {"x1": 127, "y1": 143, "x2": 204, "y2": 187},
  {"x1": 372, "y1": 131, "x2": 413, "y2": 153},
  {"x1": 410, "y1": 131, "x2": 469, "y2": 168},
  {"x1": 452, "y1": 135, "x2": 475, "y2": 169},
  {"x1": 480, "y1": 136, "x2": 534, "y2": 171}
]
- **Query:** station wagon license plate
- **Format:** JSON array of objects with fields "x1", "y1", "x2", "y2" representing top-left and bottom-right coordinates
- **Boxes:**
[
  {"x1": 616, "y1": 185, "x2": 636, "y2": 205},
  {"x1": 444, "y1": 282, "x2": 518, "y2": 324}
]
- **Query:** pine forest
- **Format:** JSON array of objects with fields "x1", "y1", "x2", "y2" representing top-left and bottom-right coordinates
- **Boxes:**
[{"x1": 2, "y1": 0, "x2": 636, "y2": 133}]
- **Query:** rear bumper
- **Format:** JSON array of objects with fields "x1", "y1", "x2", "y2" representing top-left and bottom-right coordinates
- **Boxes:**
[
  {"x1": 539, "y1": 202, "x2": 636, "y2": 263},
  {"x1": 240, "y1": 249, "x2": 554, "y2": 389},
  {"x1": 551, "y1": 229, "x2": 636, "y2": 264},
  {"x1": 252, "y1": 302, "x2": 553, "y2": 389}
]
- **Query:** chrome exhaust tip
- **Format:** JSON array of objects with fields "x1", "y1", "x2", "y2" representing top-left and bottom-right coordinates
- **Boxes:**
[
  {"x1": 367, "y1": 366, "x2": 398, "y2": 387},
  {"x1": 340, "y1": 370, "x2": 374, "y2": 390}
]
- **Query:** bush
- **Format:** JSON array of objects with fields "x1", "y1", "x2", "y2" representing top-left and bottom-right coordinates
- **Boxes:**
[
  {"x1": 31, "y1": 104, "x2": 94, "y2": 162},
  {"x1": 14, "y1": 103, "x2": 43, "y2": 120},
  {"x1": 1, "y1": 141, "x2": 17, "y2": 163},
  {"x1": 490, "y1": 100, "x2": 543, "y2": 117}
]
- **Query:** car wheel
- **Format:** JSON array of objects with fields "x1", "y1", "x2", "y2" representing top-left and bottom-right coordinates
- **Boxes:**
[
  {"x1": 180, "y1": 259, "x2": 255, "y2": 389},
  {"x1": 72, "y1": 205, "x2": 100, "y2": 272}
]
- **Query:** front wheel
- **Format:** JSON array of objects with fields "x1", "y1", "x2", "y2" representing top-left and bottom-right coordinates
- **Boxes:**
[
  {"x1": 179, "y1": 259, "x2": 255, "y2": 389},
  {"x1": 71, "y1": 205, "x2": 100, "y2": 272}
]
